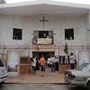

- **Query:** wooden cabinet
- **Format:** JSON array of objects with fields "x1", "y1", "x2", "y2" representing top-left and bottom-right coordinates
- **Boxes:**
[
  {"x1": 19, "y1": 57, "x2": 31, "y2": 74},
  {"x1": 19, "y1": 64, "x2": 30, "y2": 74},
  {"x1": 59, "y1": 64, "x2": 71, "y2": 73}
]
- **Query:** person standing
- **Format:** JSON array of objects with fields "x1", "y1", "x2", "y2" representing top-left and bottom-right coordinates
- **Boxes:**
[
  {"x1": 51, "y1": 56, "x2": 56, "y2": 72},
  {"x1": 36, "y1": 57, "x2": 40, "y2": 70},
  {"x1": 39, "y1": 55, "x2": 46, "y2": 73},
  {"x1": 69, "y1": 53, "x2": 76, "y2": 69},
  {"x1": 55, "y1": 56, "x2": 59, "y2": 71},
  {"x1": 31, "y1": 57, "x2": 36, "y2": 74},
  {"x1": 47, "y1": 56, "x2": 52, "y2": 68}
]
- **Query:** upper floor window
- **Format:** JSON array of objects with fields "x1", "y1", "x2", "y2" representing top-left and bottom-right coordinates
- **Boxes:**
[
  {"x1": 13, "y1": 28, "x2": 22, "y2": 40},
  {"x1": 65, "y1": 28, "x2": 74, "y2": 40}
]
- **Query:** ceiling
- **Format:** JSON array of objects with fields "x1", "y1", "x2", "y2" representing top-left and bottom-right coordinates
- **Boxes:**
[{"x1": 0, "y1": 0, "x2": 89, "y2": 16}]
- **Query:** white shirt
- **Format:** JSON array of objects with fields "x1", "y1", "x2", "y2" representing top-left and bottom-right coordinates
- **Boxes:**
[
  {"x1": 51, "y1": 57, "x2": 56, "y2": 63},
  {"x1": 47, "y1": 58, "x2": 52, "y2": 65},
  {"x1": 31, "y1": 58, "x2": 36, "y2": 66},
  {"x1": 70, "y1": 55, "x2": 76, "y2": 64}
]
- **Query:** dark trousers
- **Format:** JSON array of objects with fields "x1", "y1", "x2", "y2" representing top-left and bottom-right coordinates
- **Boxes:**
[
  {"x1": 40, "y1": 65, "x2": 45, "y2": 72},
  {"x1": 51, "y1": 62, "x2": 56, "y2": 72},
  {"x1": 31, "y1": 66, "x2": 36, "y2": 74},
  {"x1": 71, "y1": 64, "x2": 75, "y2": 69}
]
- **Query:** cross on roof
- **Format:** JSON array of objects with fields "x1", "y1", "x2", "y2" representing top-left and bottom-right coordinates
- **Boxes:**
[{"x1": 40, "y1": 16, "x2": 48, "y2": 28}]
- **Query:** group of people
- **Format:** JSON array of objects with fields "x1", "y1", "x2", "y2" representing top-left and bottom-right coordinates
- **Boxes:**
[
  {"x1": 30, "y1": 55, "x2": 59, "y2": 75},
  {"x1": 30, "y1": 52, "x2": 77, "y2": 75},
  {"x1": 64, "y1": 52, "x2": 77, "y2": 69},
  {"x1": 30, "y1": 55, "x2": 46, "y2": 75},
  {"x1": 47, "y1": 56, "x2": 59, "y2": 72}
]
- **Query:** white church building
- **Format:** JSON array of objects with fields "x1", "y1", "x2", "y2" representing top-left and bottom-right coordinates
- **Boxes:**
[{"x1": 0, "y1": 0, "x2": 90, "y2": 75}]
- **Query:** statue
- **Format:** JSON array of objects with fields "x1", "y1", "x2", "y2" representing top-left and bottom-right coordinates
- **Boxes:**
[{"x1": 64, "y1": 43, "x2": 68, "y2": 54}]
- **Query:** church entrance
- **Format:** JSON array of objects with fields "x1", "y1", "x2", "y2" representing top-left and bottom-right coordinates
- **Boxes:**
[
  {"x1": 32, "y1": 51, "x2": 59, "y2": 71},
  {"x1": 32, "y1": 51, "x2": 55, "y2": 60}
]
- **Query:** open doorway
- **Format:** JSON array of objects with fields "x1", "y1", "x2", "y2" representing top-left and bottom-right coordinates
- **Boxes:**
[
  {"x1": 32, "y1": 51, "x2": 55, "y2": 60},
  {"x1": 32, "y1": 51, "x2": 59, "y2": 72}
]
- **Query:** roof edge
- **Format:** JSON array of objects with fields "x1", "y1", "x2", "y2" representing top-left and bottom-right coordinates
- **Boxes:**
[{"x1": 0, "y1": 0, "x2": 90, "y2": 9}]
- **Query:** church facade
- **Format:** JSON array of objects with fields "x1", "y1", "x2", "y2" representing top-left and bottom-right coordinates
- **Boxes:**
[{"x1": 0, "y1": 0, "x2": 90, "y2": 75}]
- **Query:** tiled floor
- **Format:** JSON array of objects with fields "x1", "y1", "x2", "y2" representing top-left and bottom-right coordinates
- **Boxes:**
[{"x1": 6, "y1": 68, "x2": 65, "y2": 84}]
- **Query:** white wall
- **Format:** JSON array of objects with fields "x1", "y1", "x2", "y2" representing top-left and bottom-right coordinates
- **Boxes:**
[{"x1": 0, "y1": 14, "x2": 88, "y2": 47}]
